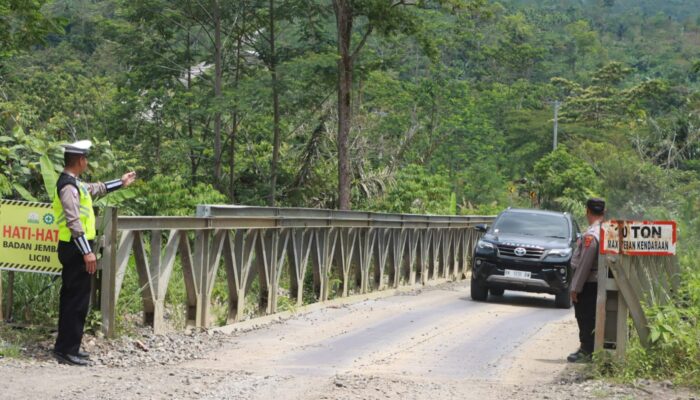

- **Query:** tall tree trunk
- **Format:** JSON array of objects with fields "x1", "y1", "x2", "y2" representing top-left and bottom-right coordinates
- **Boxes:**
[
  {"x1": 213, "y1": 1, "x2": 223, "y2": 185},
  {"x1": 229, "y1": 35, "x2": 243, "y2": 203},
  {"x1": 334, "y1": 0, "x2": 353, "y2": 210},
  {"x1": 187, "y1": 24, "x2": 197, "y2": 186},
  {"x1": 268, "y1": 0, "x2": 281, "y2": 206},
  {"x1": 155, "y1": 130, "x2": 161, "y2": 170}
]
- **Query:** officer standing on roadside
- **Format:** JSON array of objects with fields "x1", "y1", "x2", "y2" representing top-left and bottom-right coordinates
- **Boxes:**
[
  {"x1": 52, "y1": 140, "x2": 136, "y2": 366},
  {"x1": 567, "y1": 198, "x2": 606, "y2": 363}
]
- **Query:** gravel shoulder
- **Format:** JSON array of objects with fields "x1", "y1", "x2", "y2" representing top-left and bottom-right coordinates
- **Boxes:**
[{"x1": 0, "y1": 280, "x2": 697, "y2": 400}]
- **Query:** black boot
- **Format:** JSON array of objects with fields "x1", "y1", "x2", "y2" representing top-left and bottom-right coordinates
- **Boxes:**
[
  {"x1": 53, "y1": 351, "x2": 89, "y2": 366},
  {"x1": 566, "y1": 349, "x2": 591, "y2": 363}
]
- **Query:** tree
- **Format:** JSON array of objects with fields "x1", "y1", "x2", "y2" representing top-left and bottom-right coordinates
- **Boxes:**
[
  {"x1": 114, "y1": 0, "x2": 256, "y2": 194},
  {"x1": 376, "y1": 164, "x2": 452, "y2": 214},
  {"x1": 0, "y1": 0, "x2": 62, "y2": 59},
  {"x1": 552, "y1": 62, "x2": 632, "y2": 127},
  {"x1": 574, "y1": 141, "x2": 676, "y2": 219},
  {"x1": 250, "y1": 0, "x2": 293, "y2": 206},
  {"x1": 562, "y1": 20, "x2": 600, "y2": 76},
  {"x1": 333, "y1": 0, "x2": 423, "y2": 210},
  {"x1": 332, "y1": 0, "x2": 370, "y2": 210},
  {"x1": 268, "y1": 0, "x2": 281, "y2": 205},
  {"x1": 531, "y1": 145, "x2": 600, "y2": 212},
  {"x1": 332, "y1": 0, "x2": 487, "y2": 210},
  {"x1": 485, "y1": 12, "x2": 545, "y2": 82}
]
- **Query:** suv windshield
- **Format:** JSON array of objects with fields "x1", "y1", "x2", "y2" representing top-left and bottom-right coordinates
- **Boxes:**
[{"x1": 492, "y1": 212, "x2": 570, "y2": 239}]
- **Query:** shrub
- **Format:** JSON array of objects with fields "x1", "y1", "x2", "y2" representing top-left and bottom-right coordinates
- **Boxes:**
[
  {"x1": 126, "y1": 174, "x2": 228, "y2": 216},
  {"x1": 375, "y1": 164, "x2": 453, "y2": 215}
]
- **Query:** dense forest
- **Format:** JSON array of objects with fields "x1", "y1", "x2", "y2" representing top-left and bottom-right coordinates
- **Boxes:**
[{"x1": 2, "y1": 0, "x2": 700, "y2": 223}]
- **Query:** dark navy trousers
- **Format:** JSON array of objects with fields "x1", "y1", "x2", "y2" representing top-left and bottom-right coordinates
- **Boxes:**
[
  {"x1": 574, "y1": 281, "x2": 598, "y2": 354},
  {"x1": 54, "y1": 241, "x2": 91, "y2": 355}
]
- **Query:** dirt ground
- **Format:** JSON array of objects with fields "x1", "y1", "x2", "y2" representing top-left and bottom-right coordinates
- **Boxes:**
[{"x1": 0, "y1": 281, "x2": 697, "y2": 400}]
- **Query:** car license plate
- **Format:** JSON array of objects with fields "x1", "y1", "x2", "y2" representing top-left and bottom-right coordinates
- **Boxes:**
[{"x1": 504, "y1": 269, "x2": 531, "y2": 279}]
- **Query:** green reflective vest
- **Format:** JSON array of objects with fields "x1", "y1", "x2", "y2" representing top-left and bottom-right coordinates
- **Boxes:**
[{"x1": 53, "y1": 180, "x2": 96, "y2": 241}]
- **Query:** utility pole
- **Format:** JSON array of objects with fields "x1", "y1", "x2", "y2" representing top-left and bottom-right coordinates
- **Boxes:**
[{"x1": 552, "y1": 100, "x2": 561, "y2": 151}]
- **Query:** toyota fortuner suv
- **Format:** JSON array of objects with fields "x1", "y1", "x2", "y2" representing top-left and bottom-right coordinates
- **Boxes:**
[{"x1": 471, "y1": 208, "x2": 579, "y2": 308}]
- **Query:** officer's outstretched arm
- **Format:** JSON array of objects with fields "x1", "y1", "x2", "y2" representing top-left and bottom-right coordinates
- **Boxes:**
[
  {"x1": 102, "y1": 171, "x2": 137, "y2": 192},
  {"x1": 86, "y1": 171, "x2": 137, "y2": 197}
]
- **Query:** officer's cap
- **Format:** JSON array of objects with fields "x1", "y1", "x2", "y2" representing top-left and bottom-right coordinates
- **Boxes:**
[
  {"x1": 63, "y1": 140, "x2": 92, "y2": 156},
  {"x1": 586, "y1": 198, "x2": 605, "y2": 214}
]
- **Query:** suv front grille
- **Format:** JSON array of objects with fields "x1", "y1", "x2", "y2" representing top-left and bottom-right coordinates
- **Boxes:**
[{"x1": 496, "y1": 243, "x2": 544, "y2": 259}]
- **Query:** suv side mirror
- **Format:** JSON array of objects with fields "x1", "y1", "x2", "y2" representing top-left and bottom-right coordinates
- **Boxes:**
[{"x1": 475, "y1": 224, "x2": 488, "y2": 233}]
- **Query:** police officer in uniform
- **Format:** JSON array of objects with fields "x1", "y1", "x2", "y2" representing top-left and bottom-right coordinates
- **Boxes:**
[
  {"x1": 52, "y1": 140, "x2": 136, "y2": 366},
  {"x1": 567, "y1": 198, "x2": 605, "y2": 363}
]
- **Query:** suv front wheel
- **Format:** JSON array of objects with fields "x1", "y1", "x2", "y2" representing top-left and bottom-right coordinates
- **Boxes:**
[
  {"x1": 471, "y1": 278, "x2": 488, "y2": 301},
  {"x1": 555, "y1": 290, "x2": 572, "y2": 309},
  {"x1": 489, "y1": 288, "x2": 504, "y2": 296}
]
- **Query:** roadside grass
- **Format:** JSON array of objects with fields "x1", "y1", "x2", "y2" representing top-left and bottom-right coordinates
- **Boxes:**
[
  {"x1": 1, "y1": 272, "x2": 60, "y2": 358},
  {"x1": 0, "y1": 343, "x2": 21, "y2": 358},
  {"x1": 1, "y1": 272, "x2": 60, "y2": 324},
  {"x1": 0, "y1": 324, "x2": 54, "y2": 359}
]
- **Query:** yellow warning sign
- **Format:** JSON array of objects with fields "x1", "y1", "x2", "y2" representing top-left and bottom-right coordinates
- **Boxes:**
[{"x1": 1, "y1": 199, "x2": 62, "y2": 274}]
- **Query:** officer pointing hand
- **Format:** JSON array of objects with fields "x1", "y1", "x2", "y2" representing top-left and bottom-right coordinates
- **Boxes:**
[
  {"x1": 52, "y1": 140, "x2": 137, "y2": 366},
  {"x1": 122, "y1": 171, "x2": 137, "y2": 187}
]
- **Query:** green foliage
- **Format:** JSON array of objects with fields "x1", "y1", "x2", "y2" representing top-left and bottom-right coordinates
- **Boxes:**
[
  {"x1": 84, "y1": 309, "x2": 103, "y2": 334},
  {"x1": 93, "y1": 187, "x2": 137, "y2": 208},
  {"x1": 0, "y1": 0, "x2": 64, "y2": 59},
  {"x1": 3, "y1": 0, "x2": 699, "y2": 216},
  {"x1": 0, "y1": 339, "x2": 21, "y2": 358},
  {"x1": 2, "y1": 272, "x2": 60, "y2": 324},
  {"x1": 376, "y1": 164, "x2": 453, "y2": 215},
  {"x1": 13, "y1": 184, "x2": 38, "y2": 202},
  {"x1": 573, "y1": 141, "x2": 676, "y2": 219},
  {"x1": 0, "y1": 126, "x2": 64, "y2": 202},
  {"x1": 461, "y1": 201, "x2": 503, "y2": 217},
  {"x1": 39, "y1": 154, "x2": 57, "y2": 198},
  {"x1": 0, "y1": 324, "x2": 53, "y2": 358},
  {"x1": 127, "y1": 175, "x2": 228, "y2": 216},
  {"x1": 531, "y1": 145, "x2": 600, "y2": 212},
  {"x1": 562, "y1": 20, "x2": 601, "y2": 76},
  {"x1": 0, "y1": 120, "x2": 128, "y2": 203},
  {"x1": 276, "y1": 296, "x2": 298, "y2": 313}
]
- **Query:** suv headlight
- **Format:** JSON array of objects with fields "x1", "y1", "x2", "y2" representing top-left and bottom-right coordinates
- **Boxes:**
[
  {"x1": 477, "y1": 240, "x2": 495, "y2": 250},
  {"x1": 546, "y1": 248, "x2": 572, "y2": 257}
]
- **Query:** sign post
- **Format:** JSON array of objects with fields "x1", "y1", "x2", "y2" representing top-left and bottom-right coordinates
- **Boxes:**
[{"x1": 594, "y1": 220, "x2": 679, "y2": 357}]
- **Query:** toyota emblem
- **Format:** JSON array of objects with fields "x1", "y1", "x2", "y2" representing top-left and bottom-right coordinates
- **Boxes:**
[{"x1": 514, "y1": 247, "x2": 527, "y2": 256}]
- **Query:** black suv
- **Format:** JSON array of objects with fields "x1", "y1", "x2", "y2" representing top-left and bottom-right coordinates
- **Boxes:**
[{"x1": 471, "y1": 208, "x2": 579, "y2": 308}]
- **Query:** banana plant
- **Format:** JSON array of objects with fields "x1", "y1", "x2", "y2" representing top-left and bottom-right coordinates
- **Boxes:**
[{"x1": 1, "y1": 126, "x2": 136, "y2": 206}]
